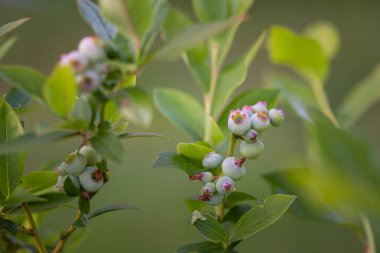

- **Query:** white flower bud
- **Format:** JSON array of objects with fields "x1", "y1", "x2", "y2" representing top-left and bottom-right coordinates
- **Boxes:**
[
  {"x1": 228, "y1": 110, "x2": 251, "y2": 136},
  {"x1": 241, "y1": 105, "x2": 254, "y2": 117},
  {"x1": 251, "y1": 111, "x2": 270, "y2": 132},
  {"x1": 60, "y1": 153, "x2": 87, "y2": 176},
  {"x1": 243, "y1": 129, "x2": 259, "y2": 143},
  {"x1": 79, "y1": 146, "x2": 102, "y2": 166},
  {"x1": 252, "y1": 101, "x2": 268, "y2": 113}
]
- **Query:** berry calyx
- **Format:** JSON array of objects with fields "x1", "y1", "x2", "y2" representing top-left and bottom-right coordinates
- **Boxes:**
[
  {"x1": 215, "y1": 176, "x2": 235, "y2": 195},
  {"x1": 243, "y1": 129, "x2": 259, "y2": 143},
  {"x1": 189, "y1": 172, "x2": 214, "y2": 184}
]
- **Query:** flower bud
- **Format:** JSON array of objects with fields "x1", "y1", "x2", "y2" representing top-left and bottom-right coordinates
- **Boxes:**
[
  {"x1": 269, "y1": 108, "x2": 285, "y2": 127},
  {"x1": 60, "y1": 153, "x2": 87, "y2": 176},
  {"x1": 228, "y1": 110, "x2": 251, "y2": 136},
  {"x1": 59, "y1": 51, "x2": 88, "y2": 73},
  {"x1": 215, "y1": 176, "x2": 235, "y2": 195},
  {"x1": 77, "y1": 70, "x2": 101, "y2": 92},
  {"x1": 79, "y1": 166, "x2": 104, "y2": 193},
  {"x1": 79, "y1": 146, "x2": 101, "y2": 166},
  {"x1": 189, "y1": 172, "x2": 214, "y2": 184},
  {"x1": 222, "y1": 157, "x2": 246, "y2": 181},
  {"x1": 240, "y1": 140, "x2": 264, "y2": 159},
  {"x1": 241, "y1": 105, "x2": 254, "y2": 117},
  {"x1": 78, "y1": 36, "x2": 105, "y2": 61},
  {"x1": 252, "y1": 101, "x2": 268, "y2": 113},
  {"x1": 202, "y1": 152, "x2": 223, "y2": 169},
  {"x1": 243, "y1": 129, "x2": 259, "y2": 143},
  {"x1": 251, "y1": 111, "x2": 270, "y2": 132}
]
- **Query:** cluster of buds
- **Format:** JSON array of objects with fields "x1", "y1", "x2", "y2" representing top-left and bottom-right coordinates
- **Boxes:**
[
  {"x1": 59, "y1": 36, "x2": 107, "y2": 93},
  {"x1": 228, "y1": 101, "x2": 284, "y2": 159},
  {"x1": 56, "y1": 146, "x2": 107, "y2": 198}
]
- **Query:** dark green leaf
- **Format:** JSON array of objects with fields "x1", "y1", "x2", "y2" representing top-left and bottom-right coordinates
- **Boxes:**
[
  {"x1": 0, "y1": 187, "x2": 45, "y2": 213},
  {"x1": 223, "y1": 204, "x2": 252, "y2": 224},
  {"x1": 229, "y1": 194, "x2": 296, "y2": 242},
  {"x1": 76, "y1": 0, "x2": 117, "y2": 42},
  {"x1": 118, "y1": 131, "x2": 167, "y2": 139},
  {"x1": 20, "y1": 171, "x2": 58, "y2": 195},
  {"x1": 88, "y1": 204, "x2": 136, "y2": 220},
  {"x1": 192, "y1": 211, "x2": 227, "y2": 243},
  {"x1": 43, "y1": 66, "x2": 77, "y2": 118},
  {"x1": 177, "y1": 142, "x2": 213, "y2": 162},
  {"x1": 176, "y1": 241, "x2": 224, "y2": 253},
  {"x1": 0, "y1": 65, "x2": 46, "y2": 103},
  {"x1": 0, "y1": 217, "x2": 18, "y2": 235},
  {"x1": 0, "y1": 18, "x2": 30, "y2": 38},
  {"x1": 24, "y1": 193, "x2": 72, "y2": 213},
  {"x1": 225, "y1": 192, "x2": 257, "y2": 208},
  {"x1": 152, "y1": 151, "x2": 204, "y2": 176},
  {"x1": 90, "y1": 131, "x2": 124, "y2": 163},
  {"x1": 0, "y1": 98, "x2": 26, "y2": 200},
  {"x1": 78, "y1": 197, "x2": 90, "y2": 214},
  {"x1": 5, "y1": 88, "x2": 30, "y2": 110},
  {"x1": 63, "y1": 177, "x2": 81, "y2": 197}
]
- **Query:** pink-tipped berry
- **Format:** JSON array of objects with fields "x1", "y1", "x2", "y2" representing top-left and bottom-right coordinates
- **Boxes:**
[
  {"x1": 252, "y1": 101, "x2": 268, "y2": 113},
  {"x1": 78, "y1": 36, "x2": 105, "y2": 61},
  {"x1": 228, "y1": 110, "x2": 251, "y2": 136},
  {"x1": 269, "y1": 108, "x2": 285, "y2": 127},
  {"x1": 251, "y1": 111, "x2": 270, "y2": 132},
  {"x1": 189, "y1": 172, "x2": 214, "y2": 184},
  {"x1": 215, "y1": 176, "x2": 235, "y2": 195},
  {"x1": 59, "y1": 51, "x2": 88, "y2": 73},
  {"x1": 222, "y1": 157, "x2": 246, "y2": 181}
]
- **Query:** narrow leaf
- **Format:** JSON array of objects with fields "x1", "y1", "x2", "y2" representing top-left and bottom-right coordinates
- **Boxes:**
[
  {"x1": 118, "y1": 132, "x2": 167, "y2": 139},
  {"x1": 192, "y1": 211, "x2": 227, "y2": 243},
  {"x1": 5, "y1": 88, "x2": 30, "y2": 110},
  {"x1": 0, "y1": 36, "x2": 17, "y2": 61},
  {"x1": 0, "y1": 18, "x2": 30, "y2": 38},
  {"x1": 176, "y1": 241, "x2": 224, "y2": 253},
  {"x1": 88, "y1": 204, "x2": 136, "y2": 219}
]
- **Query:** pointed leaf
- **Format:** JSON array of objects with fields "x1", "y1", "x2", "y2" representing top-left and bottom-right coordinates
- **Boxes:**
[
  {"x1": 20, "y1": 171, "x2": 58, "y2": 195},
  {"x1": 90, "y1": 132, "x2": 124, "y2": 163},
  {"x1": 88, "y1": 204, "x2": 136, "y2": 219},
  {"x1": 176, "y1": 241, "x2": 225, "y2": 253},
  {"x1": 177, "y1": 142, "x2": 213, "y2": 162},
  {"x1": 0, "y1": 18, "x2": 30, "y2": 38},
  {"x1": 192, "y1": 211, "x2": 227, "y2": 242},
  {"x1": 225, "y1": 191, "x2": 257, "y2": 208},
  {"x1": 118, "y1": 132, "x2": 167, "y2": 139},
  {"x1": 152, "y1": 151, "x2": 204, "y2": 176},
  {"x1": 0, "y1": 36, "x2": 17, "y2": 61}
]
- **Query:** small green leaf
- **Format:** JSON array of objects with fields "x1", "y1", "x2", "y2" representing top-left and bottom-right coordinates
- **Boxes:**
[
  {"x1": 20, "y1": 171, "x2": 58, "y2": 195},
  {"x1": 76, "y1": 0, "x2": 117, "y2": 42},
  {"x1": 224, "y1": 204, "x2": 252, "y2": 224},
  {"x1": 0, "y1": 18, "x2": 30, "y2": 38},
  {"x1": 118, "y1": 132, "x2": 167, "y2": 139},
  {"x1": 229, "y1": 194, "x2": 296, "y2": 242},
  {"x1": 225, "y1": 192, "x2": 257, "y2": 208},
  {"x1": 176, "y1": 241, "x2": 225, "y2": 253},
  {"x1": 72, "y1": 96, "x2": 93, "y2": 129},
  {"x1": 22, "y1": 193, "x2": 72, "y2": 213},
  {"x1": 78, "y1": 197, "x2": 90, "y2": 214},
  {"x1": 269, "y1": 26, "x2": 328, "y2": 81},
  {"x1": 0, "y1": 98, "x2": 26, "y2": 200},
  {"x1": 192, "y1": 211, "x2": 227, "y2": 243},
  {"x1": 63, "y1": 177, "x2": 81, "y2": 197},
  {"x1": 0, "y1": 65, "x2": 46, "y2": 103},
  {"x1": 5, "y1": 88, "x2": 30, "y2": 110},
  {"x1": 152, "y1": 151, "x2": 204, "y2": 176},
  {"x1": 0, "y1": 36, "x2": 17, "y2": 61},
  {"x1": 0, "y1": 217, "x2": 18, "y2": 235},
  {"x1": 177, "y1": 142, "x2": 213, "y2": 162},
  {"x1": 90, "y1": 131, "x2": 124, "y2": 163},
  {"x1": 43, "y1": 66, "x2": 77, "y2": 118},
  {"x1": 88, "y1": 204, "x2": 136, "y2": 220}
]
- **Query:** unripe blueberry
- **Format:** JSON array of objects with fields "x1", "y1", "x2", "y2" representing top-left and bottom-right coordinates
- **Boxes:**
[
  {"x1": 252, "y1": 101, "x2": 268, "y2": 113},
  {"x1": 198, "y1": 183, "x2": 222, "y2": 205},
  {"x1": 243, "y1": 129, "x2": 259, "y2": 143},
  {"x1": 79, "y1": 146, "x2": 101, "y2": 166},
  {"x1": 59, "y1": 51, "x2": 88, "y2": 73},
  {"x1": 228, "y1": 110, "x2": 251, "y2": 136},
  {"x1": 189, "y1": 172, "x2": 214, "y2": 184},
  {"x1": 269, "y1": 108, "x2": 285, "y2": 127},
  {"x1": 77, "y1": 70, "x2": 101, "y2": 92},
  {"x1": 251, "y1": 111, "x2": 270, "y2": 132},
  {"x1": 215, "y1": 176, "x2": 235, "y2": 195},
  {"x1": 78, "y1": 36, "x2": 105, "y2": 61},
  {"x1": 57, "y1": 175, "x2": 80, "y2": 194},
  {"x1": 205, "y1": 193, "x2": 223, "y2": 206},
  {"x1": 60, "y1": 153, "x2": 87, "y2": 176},
  {"x1": 242, "y1": 105, "x2": 254, "y2": 117},
  {"x1": 222, "y1": 157, "x2": 246, "y2": 181},
  {"x1": 240, "y1": 140, "x2": 264, "y2": 159},
  {"x1": 79, "y1": 166, "x2": 104, "y2": 193},
  {"x1": 202, "y1": 152, "x2": 223, "y2": 169}
]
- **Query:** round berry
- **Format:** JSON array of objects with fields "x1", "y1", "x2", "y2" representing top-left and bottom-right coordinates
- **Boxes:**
[
  {"x1": 241, "y1": 105, "x2": 254, "y2": 117},
  {"x1": 78, "y1": 36, "x2": 105, "y2": 61},
  {"x1": 79, "y1": 166, "x2": 104, "y2": 193},
  {"x1": 243, "y1": 129, "x2": 259, "y2": 143},
  {"x1": 269, "y1": 108, "x2": 285, "y2": 127},
  {"x1": 251, "y1": 111, "x2": 270, "y2": 132},
  {"x1": 189, "y1": 172, "x2": 214, "y2": 184},
  {"x1": 79, "y1": 146, "x2": 101, "y2": 166},
  {"x1": 215, "y1": 176, "x2": 235, "y2": 195},
  {"x1": 59, "y1": 51, "x2": 88, "y2": 73},
  {"x1": 202, "y1": 152, "x2": 223, "y2": 169},
  {"x1": 222, "y1": 157, "x2": 246, "y2": 181},
  {"x1": 77, "y1": 70, "x2": 101, "y2": 92},
  {"x1": 240, "y1": 140, "x2": 264, "y2": 159},
  {"x1": 252, "y1": 101, "x2": 268, "y2": 113},
  {"x1": 228, "y1": 110, "x2": 251, "y2": 136},
  {"x1": 60, "y1": 153, "x2": 87, "y2": 176}
]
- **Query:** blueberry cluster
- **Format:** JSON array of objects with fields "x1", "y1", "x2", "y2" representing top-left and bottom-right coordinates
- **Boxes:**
[
  {"x1": 56, "y1": 146, "x2": 106, "y2": 197},
  {"x1": 190, "y1": 101, "x2": 284, "y2": 206},
  {"x1": 59, "y1": 36, "x2": 107, "y2": 93}
]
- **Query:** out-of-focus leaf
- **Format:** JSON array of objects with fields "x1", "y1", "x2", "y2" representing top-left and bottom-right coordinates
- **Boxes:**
[
  {"x1": 304, "y1": 21, "x2": 340, "y2": 59},
  {"x1": 229, "y1": 194, "x2": 296, "y2": 242},
  {"x1": 269, "y1": 26, "x2": 328, "y2": 81},
  {"x1": 76, "y1": 0, "x2": 117, "y2": 42},
  {"x1": 0, "y1": 217, "x2": 18, "y2": 235},
  {"x1": 118, "y1": 131, "x2": 167, "y2": 139},
  {"x1": 0, "y1": 18, "x2": 30, "y2": 38},
  {"x1": 24, "y1": 193, "x2": 72, "y2": 213},
  {"x1": 90, "y1": 131, "x2": 124, "y2": 163},
  {"x1": 223, "y1": 204, "x2": 252, "y2": 224},
  {"x1": 192, "y1": 211, "x2": 227, "y2": 242},
  {"x1": 176, "y1": 241, "x2": 225, "y2": 253},
  {"x1": 225, "y1": 192, "x2": 257, "y2": 209},
  {"x1": 177, "y1": 142, "x2": 213, "y2": 162},
  {"x1": 152, "y1": 151, "x2": 204, "y2": 176},
  {"x1": 212, "y1": 31, "x2": 266, "y2": 116},
  {"x1": 72, "y1": 96, "x2": 93, "y2": 130},
  {"x1": 43, "y1": 66, "x2": 77, "y2": 118},
  {"x1": 78, "y1": 197, "x2": 90, "y2": 214},
  {"x1": 88, "y1": 204, "x2": 136, "y2": 219},
  {"x1": 0, "y1": 98, "x2": 26, "y2": 200},
  {"x1": 0, "y1": 37, "x2": 17, "y2": 61},
  {"x1": 338, "y1": 64, "x2": 380, "y2": 128},
  {"x1": 5, "y1": 88, "x2": 30, "y2": 110},
  {"x1": 20, "y1": 171, "x2": 58, "y2": 195},
  {"x1": 0, "y1": 65, "x2": 46, "y2": 103},
  {"x1": 0, "y1": 187, "x2": 45, "y2": 212}
]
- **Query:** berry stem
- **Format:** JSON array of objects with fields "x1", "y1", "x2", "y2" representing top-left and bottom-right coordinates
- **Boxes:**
[
  {"x1": 52, "y1": 211, "x2": 83, "y2": 253},
  {"x1": 227, "y1": 133, "x2": 237, "y2": 157},
  {"x1": 21, "y1": 203, "x2": 48, "y2": 253}
]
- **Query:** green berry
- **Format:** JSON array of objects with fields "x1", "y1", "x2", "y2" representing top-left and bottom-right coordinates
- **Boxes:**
[
  {"x1": 215, "y1": 176, "x2": 235, "y2": 195},
  {"x1": 79, "y1": 146, "x2": 101, "y2": 165},
  {"x1": 202, "y1": 152, "x2": 223, "y2": 169},
  {"x1": 240, "y1": 140, "x2": 264, "y2": 159},
  {"x1": 269, "y1": 108, "x2": 285, "y2": 127},
  {"x1": 222, "y1": 157, "x2": 246, "y2": 181},
  {"x1": 79, "y1": 166, "x2": 104, "y2": 193},
  {"x1": 60, "y1": 153, "x2": 87, "y2": 176}
]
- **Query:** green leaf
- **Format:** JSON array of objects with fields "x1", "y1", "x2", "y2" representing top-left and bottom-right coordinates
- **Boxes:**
[
  {"x1": 0, "y1": 18, "x2": 30, "y2": 38},
  {"x1": 88, "y1": 204, "x2": 136, "y2": 219},
  {"x1": 63, "y1": 177, "x2": 81, "y2": 197},
  {"x1": 72, "y1": 96, "x2": 93, "y2": 129},
  {"x1": 224, "y1": 204, "x2": 252, "y2": 224},
  {"x1": 78, "y1": 197, "x2": 90, "y2": 214},
  {"x1": 22, "y1": 193, "x2": 72, "y2": 213},
  {"x1": 269, "y1": 26, "x2": 328, "y2": 81},
  {"x1": 43, "y1": 66, "x2": 77, "y2": 118},
  {"x1": 217, "y1": 88, "x2": 279, "y2": 132},
  {"x1": 212, "y1": 31, "x2": 266, "y2": 116},
  {"x1": 90, "y1": 131, "x2": 124, "y2": 163},
  {"x1": 176, "y1": 241, "x2": 225, "y2": 253},
  {"x1": 152, "y1": 151, "x2": 204, "y2": 176},
  {"x1": 192, "y1": 0, "x2": 229, "y2": 23},
  {"x1": 304, "y1": 21, "x2": 340, "y2": 59},
  {"x1": 0, "y1": 217, "x2": 18, "y2": 235},
  {"x1": 0, "y1": 187, "x2": 46, "y2": 213},
  {"x1": 225, "y1": 192, "x2": 257, "y2": 208},
  {"x1": 177, "y1": 142, "x2": 213, "y2": 162},
  {"x1": 229, "y1": 194, "x2": 296, "y2": 242},
  {"x1": 191, "y1": 211, "x2": 227, "y2": 243},
  {"x1": 76, "y1": 0, "x2": 117, "y2": 42},
  {"x1": 154, "y1": 88, "x2": 203, "y2": 140},
  {"x1": 0, "y1": 98, "x2": 26, "y2": 200},
  {"x1": 118, "y1": 132, "x2": 167, "y2": 139},
  {"x1": 338, "y1": 64, "x2": 380, "y2": 128},
  {"x1": 20, "y1": 171, "x2": 58, "y2": 195},
  {"x1": 0, "y1": 65, "x2": 46, "y2": 103},
  {"x1": 0, "y1": 36, "x2": 17, "y2": 61},
  {"x1": 115, "y1": 87, "x2": 153, "y2": 128},
  {"x1": 5, "y1": 88, "x2": 30, "y2": 110}
]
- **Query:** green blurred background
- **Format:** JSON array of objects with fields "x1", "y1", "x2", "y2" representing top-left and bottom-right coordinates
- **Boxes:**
[{"x1": 1, "y1": 0, "x2": 380, "y2": 252}]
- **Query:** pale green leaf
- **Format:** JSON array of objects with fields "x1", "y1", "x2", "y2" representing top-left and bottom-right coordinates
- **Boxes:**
[
  {"x1": 0, "y1": 18, "x2": 30, "y2": 38},
  {"x1": 177, "y1": 142, "x2": 213, "y2": 162},
  {"x1": 90, "y1": 132, "x2": 124, "y2": 163}
]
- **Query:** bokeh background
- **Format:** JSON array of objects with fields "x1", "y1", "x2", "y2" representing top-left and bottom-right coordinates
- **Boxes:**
[{"x1": 1, "y1": 0, "x2": 380, "y2": 252}]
